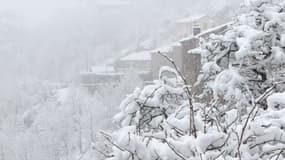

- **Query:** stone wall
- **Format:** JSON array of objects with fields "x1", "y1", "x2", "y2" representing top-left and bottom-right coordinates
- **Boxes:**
[
  {"x1": 114, "y1": 60, "x2": 151, "y2": 73},
  {"x1": 174, "y1": 15, "x2": 222, "y2": 40},
  {"x1": 184, "y1": 53, "x2": 202, "y2": 85},
  {"x1": 180, "y1": 37, "x2": 200, "y2": 85},
  {"x1": 150, "y1": 45, "x2": 183, "y2": 80},
  {"x1": 198, "y1": 22, "x2": 231, "y2": 38},
  {"x1": 150, "y1": 37, "x2": 200, "y2": 84},
  {"x1": 151, "y1": 22, "x2": 231, "y2": 85}
]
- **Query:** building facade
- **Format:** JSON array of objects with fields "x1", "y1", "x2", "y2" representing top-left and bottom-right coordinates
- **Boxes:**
[
  {"x1": 173, "y1": 15, "x2": 222, "y2": 40},
  {"x1": 79, "y1": 22, "x2": 232, "y2": 89},
  {"x1": 151, "y1": 22, "x2": 232, "y2": 85},
  {"x1": 114, "y1": 51, "x2": 151, "y2": 73}
]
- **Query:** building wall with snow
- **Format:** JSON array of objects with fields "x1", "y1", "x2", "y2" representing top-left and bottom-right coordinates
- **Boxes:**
[
  {"x1": 151, "y1": 22, "x2": 231, "y2": 85},
  {"x1": 114, "y1": 51, "x2": 151, "y2": 73},
  {"x1": 180, "y1": 37, "x2": 200, "y2": 84},
  {"x1": 173, "y1": 15, "x2": 222, "y2": 40},
  {"x1": 114, "y1": 51, "x2": 153, "y2": 81},
  {"x1": 80, "y1": 22, "x2": 232, "y2": 89},
  {"x1": 151, "y1": 45, "x2": 184, "y2": 80},
  {"x1": 150, "y1": 37, "x2": 200, "y2": 83}
]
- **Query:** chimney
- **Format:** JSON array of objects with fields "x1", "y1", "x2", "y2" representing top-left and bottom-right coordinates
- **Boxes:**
[{"x1": 193, "y1": 24, "x2": 201, "y2": 36}]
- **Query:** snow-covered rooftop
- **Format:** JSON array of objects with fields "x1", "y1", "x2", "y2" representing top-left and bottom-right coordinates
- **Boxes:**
[
  {"x1": 179, "y1": 35, "x2": 196, "y2": 43},
  {"x1": 188, "y1": 48, "x2": 203, "y2": 55},
  {"x1": 172, "y1": 41, "x2": 182, "y2": 47},
  {"x1": 120, "y1": 51, "x2": 151, "y2": 61},
  {"x1": 175, "y1": 14, "x2": 206, "y2": 24},
  {"x1": 91, "y1": 65, "x2": 115, "y2": 73},
  {"x1": 151, "y1": 45, "x2": 173, "y2": 54},
  {"x1": 197, "y1": 21, "x2": 233, "y2": 38}
]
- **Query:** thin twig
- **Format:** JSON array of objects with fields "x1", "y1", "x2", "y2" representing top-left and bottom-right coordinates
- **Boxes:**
[
  {"x1": 100, "y1": 131, "x2": 125, "y2": 152},
  {"x1": 164, "y1": 140, "x2": 187, "y2": 160},
  {"x1": 157, "y1": 51, "x2": 197, "y2": 138},
  {"x1": 275, "y1": 148, "x2": 284, "y2": 160},
  {"x1": 92, "y1": 145, "x2": 114, "y2": 158},
  {"x1": 238, "y1": 83, "x2": 279, "y2": 158}
]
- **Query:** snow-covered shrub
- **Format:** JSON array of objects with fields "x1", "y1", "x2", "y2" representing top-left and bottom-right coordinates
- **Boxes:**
[
  {"x1": 101, "y1": 0, "x2": 285, "y2": 159},
  {"x1": 193, "y1": 0, "x2": 285, "y2": 159}
]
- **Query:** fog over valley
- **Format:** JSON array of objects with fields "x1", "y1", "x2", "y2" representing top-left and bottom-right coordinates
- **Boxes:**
[{"x1": 6, "y1": 1, "x2": 285, "y2": 160}]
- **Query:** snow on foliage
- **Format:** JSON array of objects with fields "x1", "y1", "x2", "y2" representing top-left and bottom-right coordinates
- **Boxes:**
[
  {"x1": 267, "y1": 92, "x2": 285, "y2": 109},
  {"x1": 100, "y1": 0, "x2": 285, "y2": 159}
]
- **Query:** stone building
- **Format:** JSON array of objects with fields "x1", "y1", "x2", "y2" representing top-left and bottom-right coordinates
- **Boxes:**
[
  {"x1": 173, "y1": 14, "x2": 222, "y2": 40},
  {"x1": 151, "y1": 37, "x2": 200, "y2": 84},
  {"x1": 150, "y1": 46, "x2": 179, "y2": 80},
  {"x1": 114, "y1": 51, "x2": 151, "y2": 73},
  {"x1": 114, "y1": 51, "x2": 153, "y2": 81},
  {"x1": 180, "y1": 37, "x2": 200, "y2": 84},
  {"x1": 79, "y1": 65, "x2": 121, "y2": 88},
  {"x1": 197, "y1": 22, "x2": 232, "y2": 38},
  {"x1": 79, "y1": 22, "x2": 232, "y2": 89},
  {"x1": 151, "y1": 22, "x2": 232, "y2": 85}
]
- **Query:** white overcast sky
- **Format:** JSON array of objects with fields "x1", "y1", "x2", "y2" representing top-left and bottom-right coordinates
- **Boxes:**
[
  {"x1": 0, "y1": 0, "x2": 242, "y2": 18},
  {"x1": 0, "y1": 0, "x2": 79, "y2": 9},
  {"x1": 0, "y1": 0, "x2": 243, "y2": 98},
  {"x1": 0, "y1": 0, "x2": 80, "y2": 22}
]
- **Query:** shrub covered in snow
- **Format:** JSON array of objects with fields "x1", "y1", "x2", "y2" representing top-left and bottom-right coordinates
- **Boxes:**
[{"x1": 100, "y1": 0, "x2": 285, "y2": 159}]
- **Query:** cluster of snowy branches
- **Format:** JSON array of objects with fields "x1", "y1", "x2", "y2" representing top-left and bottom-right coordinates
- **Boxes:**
[{"x1": 99, "y1": 0, "x2": 285, "y2": 159}]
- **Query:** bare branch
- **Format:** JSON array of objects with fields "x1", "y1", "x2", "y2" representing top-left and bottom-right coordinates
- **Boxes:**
[
  {"x1": 237, "y1": 82, "x2": 284, "y2": 158},
  {"x1": 100, "y1": 131, "x2": 125, "y2": 152},
  {"x1": 164, "y1": 139, "x2": 187, "y2": 160},
  {"x1": 92, "y1": 145, "x2": 114, "y2": 159},
  {"x1": 275, "y1": 148, "x2": 284, "y2": 160},
  {"x1": 157, "y1": 51, "x2": 197, "y2": 138}
]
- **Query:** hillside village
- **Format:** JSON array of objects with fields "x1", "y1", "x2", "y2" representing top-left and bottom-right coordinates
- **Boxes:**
[
  {"x1": 3, "y1": 0, "x2": 285, "y2": 160},
  {"x1": 80, "y1": 14, "x2": 231, "y2": 88}
]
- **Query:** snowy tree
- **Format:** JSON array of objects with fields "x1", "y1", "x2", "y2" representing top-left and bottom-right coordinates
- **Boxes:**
[{"x1": 99, "y1": 0, "x2": 285, "y2": 159}]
